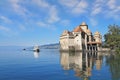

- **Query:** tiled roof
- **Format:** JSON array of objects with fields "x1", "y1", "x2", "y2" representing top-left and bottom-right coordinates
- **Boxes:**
[
  {"x1": 73, "y1": 26, "x2": 83, "y2": 32},
  {"x1": 86, "y1": 29, "x2": 91, "y2": 33}
]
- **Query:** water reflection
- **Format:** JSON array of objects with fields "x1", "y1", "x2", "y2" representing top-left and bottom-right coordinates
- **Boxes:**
[
  {"x1": 106, "y1": 53, "x2": 120, "y2": 80},
  {"x1": 23, "y1": 50, "x2": 40, "y2": 59},
  {"x1": 33, "y1": 51, "x2": 39, "y2": 58},
  {"x1": 60, "y1": 51, "x2": 103, "y2": 78}
]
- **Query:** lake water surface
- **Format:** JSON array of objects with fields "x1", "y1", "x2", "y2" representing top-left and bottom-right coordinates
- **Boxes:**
[{"x1": 0, "y1": 46, "x2": 120, "y2": 80}]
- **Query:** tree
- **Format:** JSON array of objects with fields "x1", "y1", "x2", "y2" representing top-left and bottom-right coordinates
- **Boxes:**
[{"x1": 104, "y1": 24, "x2": 120, "y2": 52}]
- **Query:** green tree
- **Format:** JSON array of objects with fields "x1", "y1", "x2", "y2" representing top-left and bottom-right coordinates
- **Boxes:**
[{"x1": 104, "y1": 24, "x2": 120, "y2": 52}]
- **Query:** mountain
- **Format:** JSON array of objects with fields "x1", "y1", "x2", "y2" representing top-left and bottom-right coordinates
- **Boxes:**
[{"x1": 40, "y1": 43, "x2": 60, "y2": 49}]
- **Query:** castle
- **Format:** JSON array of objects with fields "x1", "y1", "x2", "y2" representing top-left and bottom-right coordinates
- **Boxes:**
[{"x1": 60, "y1": 22, "x2": 102, "y2": 51}]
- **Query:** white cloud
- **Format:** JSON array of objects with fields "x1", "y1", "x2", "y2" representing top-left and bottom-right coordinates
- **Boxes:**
[
  {"x1": 19, "y1": 25, "x2": 26, "y2": 31},
  {"x1": 90, "y1": 0, "x2": 120, "y2": 21},
  {"x1": 37, "y1": 21, "x2": 56, "y2": 30},
  {"x1": 107, "y1": 0, "x2": 116, "y2": 9},
  {"x1": 9, "y1": 0, "x2": 29, "y2": 16},
  {"x1": 90, "y1": 18, "x2": 98, "y2": 27},
  {"x1": 0, "y1": 26, "x2": 11, "y2": 32},
  {"x1": 71, "y1": 0, "x2": 88, "y2": 14},
  {"x1": 91, "y1": 0, "x2": 105, "y2": 16},
  {"x1": 105, "y1": 0, "x2": 120, "y2": 19},
  {"x1": 59, "y1": 0, "x2": 88, "y2": 14},
  {"x1": 47, "y1": 6, "x2": 60, "y2": 23},
  {"x1": 91, "y1": 7, "x2": 102, "y2": 15},
  {"x1": 32, "y1": 0, "x2": 49, "y2": 8},
  {"x1": 0, "y1": 25, "x2": 19, "y2": 36},
  {"x1": 0, "y1": 16, "x2": 12, "y2": 23},
  {"x1": 59, "y1": 0, "x2": 78, "y2": 8},
  {"x1": 32, "y1": 0, "x2": 60, "y2": 24},
  {"x1": 105, "y1": 7, "x2": 120, "y2": 20},
  {"x1": 60, "y1": 20, "x2": 70, "y2": 27},
  {"x1": 37, "y1": 22, "x2": 47, "y2": 27}
]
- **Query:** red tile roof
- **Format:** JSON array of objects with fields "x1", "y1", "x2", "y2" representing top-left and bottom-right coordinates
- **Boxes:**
[{"x1": 73, "y1": 26, "x2": 83, "y2": 32}]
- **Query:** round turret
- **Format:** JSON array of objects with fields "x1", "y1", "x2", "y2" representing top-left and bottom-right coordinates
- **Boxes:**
[
  {"x1": 81, "y1": 22, "x2": 87, "y2": 25},
  {"x1": 80, "y1": 22, "x2": 88, "y2": 32},
  {"x1": 94, "y1": 31, "x2": 102, "y2": 43},
  {"x1": 94, "y1": 31, "x2": 100, "y2": 35}
]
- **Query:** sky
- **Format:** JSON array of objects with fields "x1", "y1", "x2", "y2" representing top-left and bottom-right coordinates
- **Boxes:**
[{"x1": 0, "y1": 0, "x2": 120, "y2": 46}]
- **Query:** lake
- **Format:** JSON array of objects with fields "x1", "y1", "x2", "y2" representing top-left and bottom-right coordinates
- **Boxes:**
[{"x1": 0, "y1": 46, "x2": 120, "y2": 80}]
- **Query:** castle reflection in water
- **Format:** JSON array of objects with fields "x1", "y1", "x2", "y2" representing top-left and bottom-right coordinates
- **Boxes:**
[{"x1": 60, "y1": 51, "x2": 103, "y2": 78}]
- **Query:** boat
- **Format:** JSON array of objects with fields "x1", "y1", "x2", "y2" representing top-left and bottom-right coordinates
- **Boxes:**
[{"x1": 33, "y1": 45, "x2": 40, "y2": 52}]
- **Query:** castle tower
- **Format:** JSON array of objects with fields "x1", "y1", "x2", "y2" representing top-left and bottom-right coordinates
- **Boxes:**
[
  {"x1": 94, "y1": 31, "x2": 102, "y2": 51},
  {"x1": 73, "y1": 26, "x2": 84, "y2": 51},
  {"x1": 86, "y1": 29, "x2": 92, "y2": 42},
  {"x1": 60, "y1": 30, "x2": 74, "y2": 51},
  {"x1": 80, "y1": 22, "x2": 88, "y2": 32},
  {"x1": 94, "y1": 31, "x2": 102, "y2": 43},
  {"x1": 80, "y1": 22, "x2": 88, "y2": 50}
]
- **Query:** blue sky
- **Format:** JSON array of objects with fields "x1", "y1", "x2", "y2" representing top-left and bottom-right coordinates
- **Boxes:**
[{"x1": 0, "y1": 0, "x2": 120, "y2": 46}]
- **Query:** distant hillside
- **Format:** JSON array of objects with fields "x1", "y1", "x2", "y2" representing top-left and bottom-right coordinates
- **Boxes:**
[
  {"x1": 40, "y1": 41, "x2": 105, "y2": 49},
  {"x1": 40, "y1": 43, "x2": 60, "y2": 49}
]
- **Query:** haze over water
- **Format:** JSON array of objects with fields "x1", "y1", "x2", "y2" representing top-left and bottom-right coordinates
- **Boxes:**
[{"x1": 0, "y1": 46, "x2": 120, "y2": 80}]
